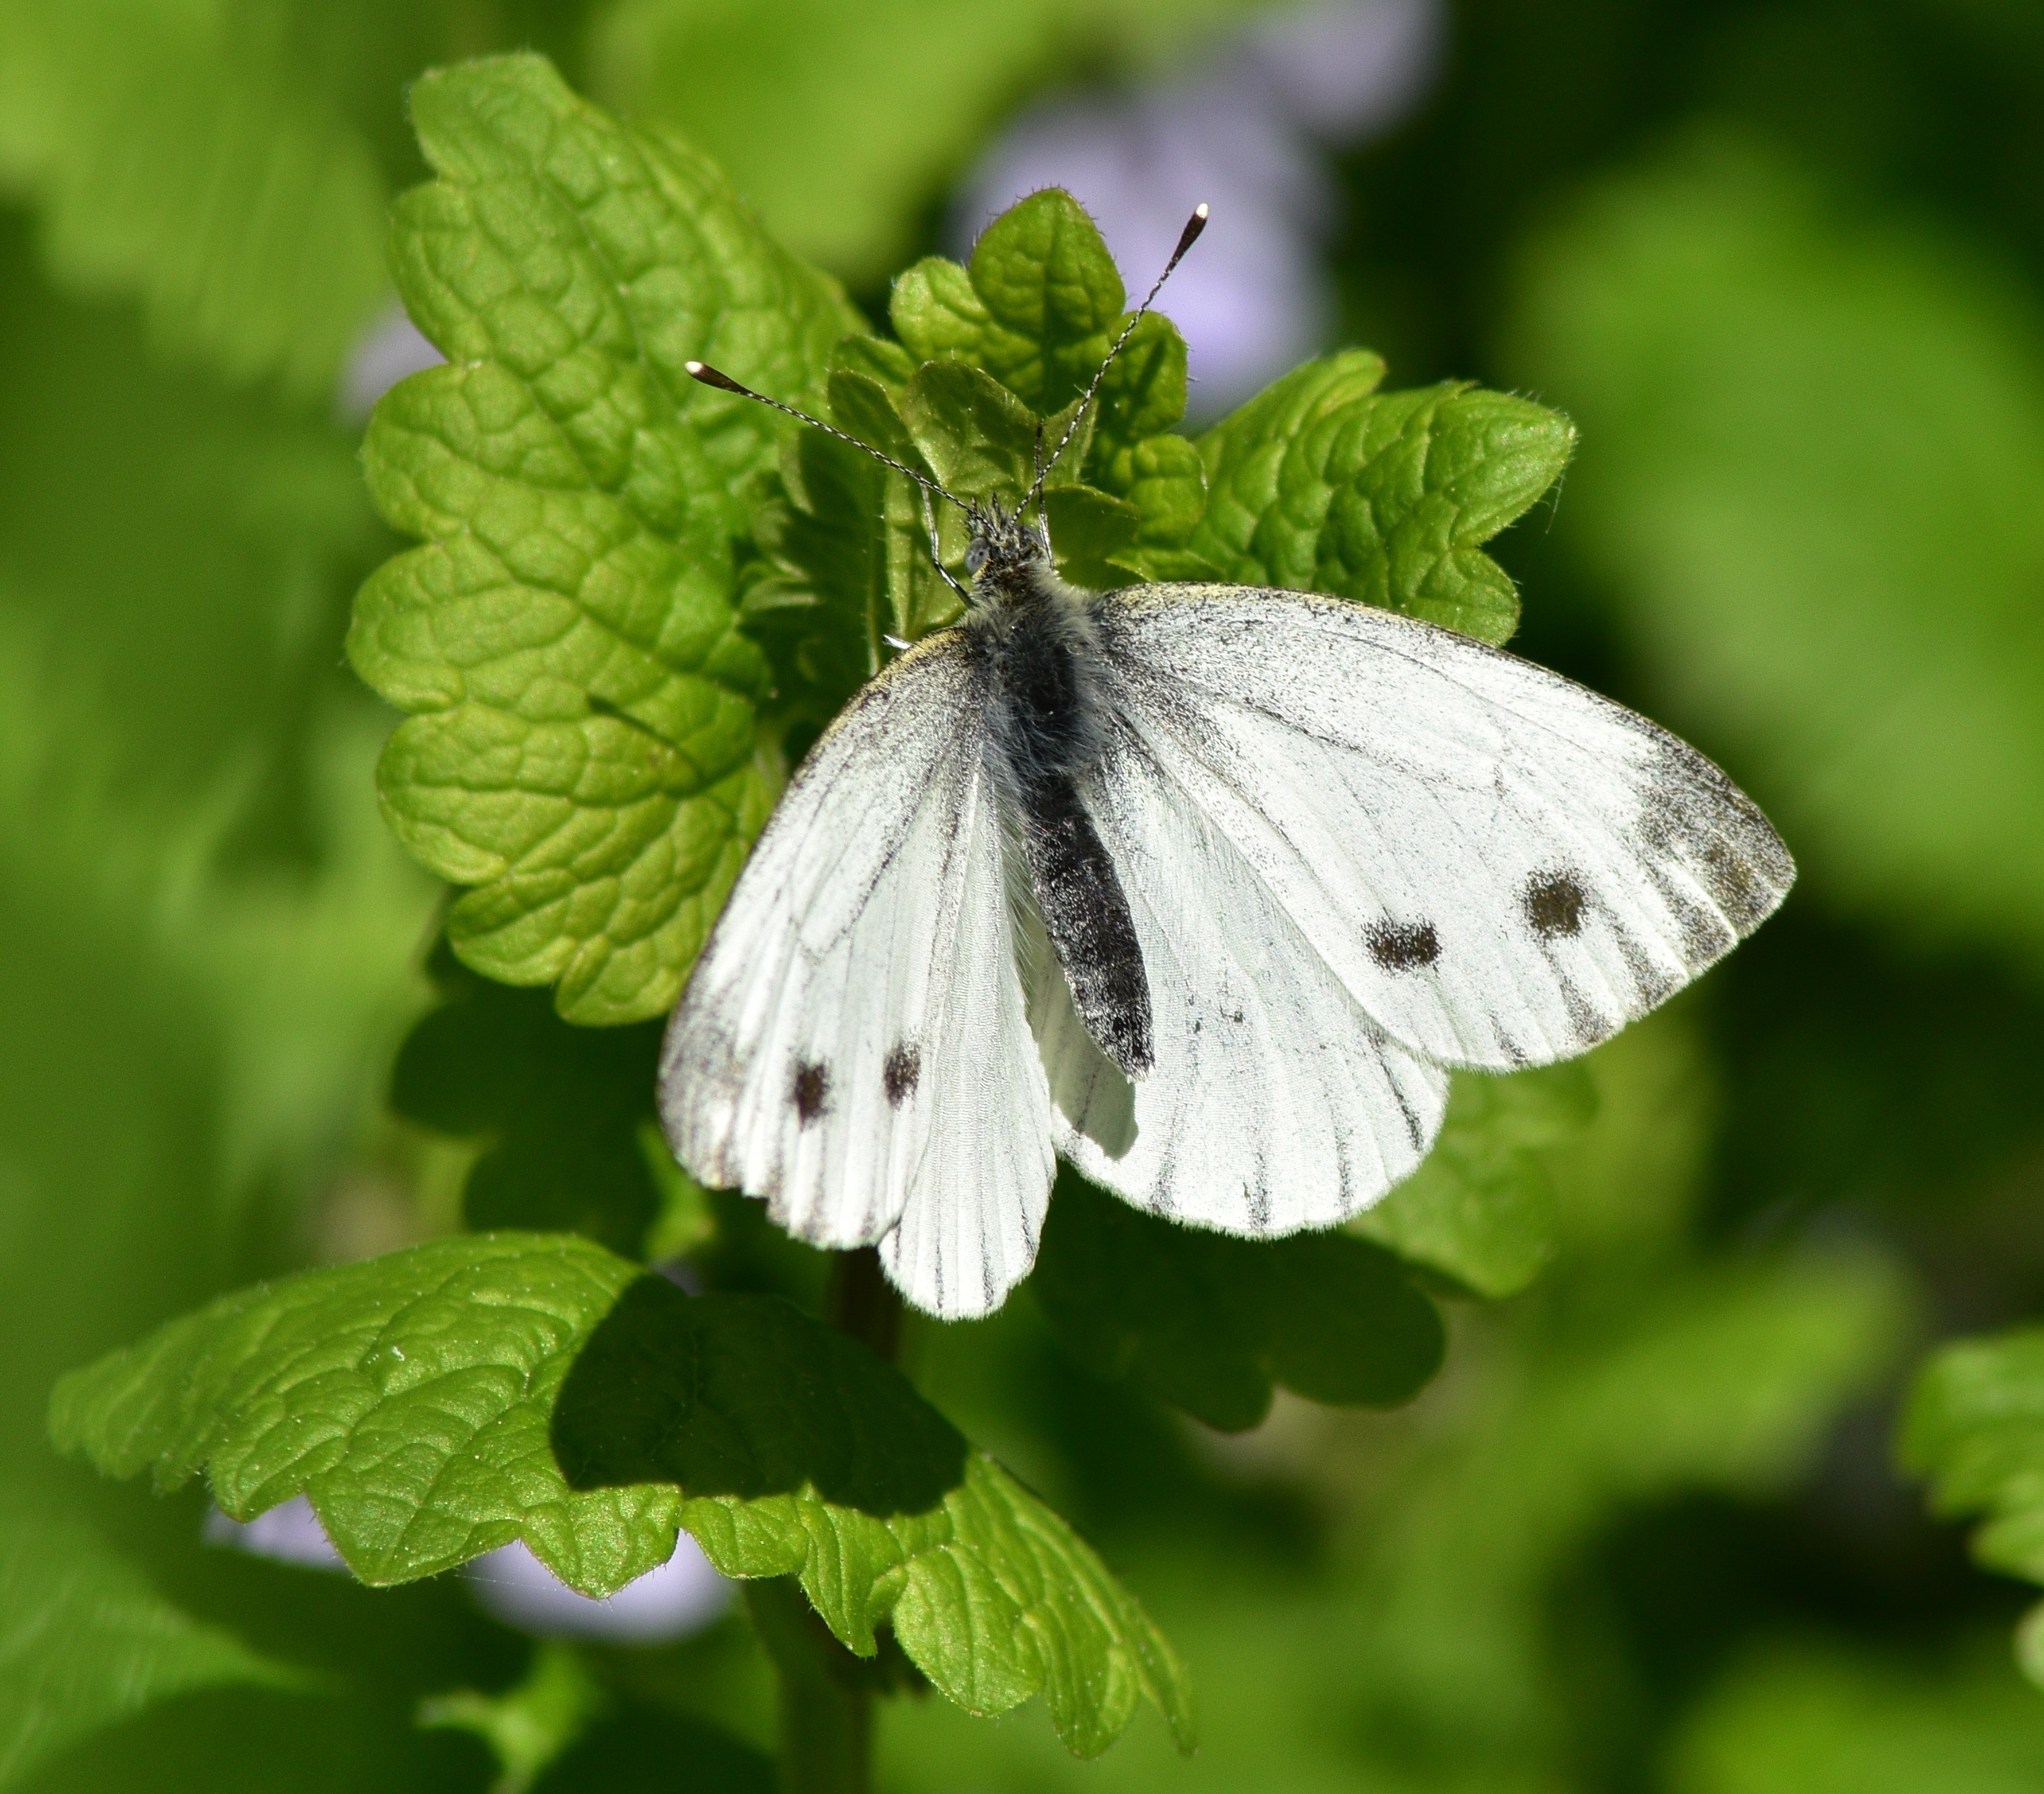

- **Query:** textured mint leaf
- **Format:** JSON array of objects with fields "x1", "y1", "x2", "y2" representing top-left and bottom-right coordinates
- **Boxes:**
[
  {"x1": 749, "y1": 427, "x2": 891, "y2": 722},
  {"x1": 550, "y1": 1270, "x2": 1192, "y2": 1755},
  {"x1": 389, "y1": 942, "x2": 665, "y2": 1255},
  {"x1": 1088, "y1": 315, "x2": 1192, "y2": 486},
  {"x1": 680, "y1": 1456, "x2": 1193, "y2": 1756},
  {"x1": 1507, "y1": 135, "x2": 2044, "y2": 965},
  {"x1": 0, "y1": 0, "x2": 389, "y2": 395},
  {"x1": 1353, "y1": 1065, "x2": 1598, "y2": 1298},
  {"x1": 49, "y1": 1234, "x2": 681, "y2": 1596},
  {"x1": 1180, "y1": 351, "x2": 1575, "y2": 644},
  {"x1": 348, "y1": 54, "x2": 862, "y2": 1024},
  {"x1": 895, "y1": 192, "x2": 1122, "y2": 415},
  {"x1": 1030, "y1": 1171, "x2": 1446, "y2": 1431},
  {"x1": 1899, "y1": 1329, "x2": 2044, "y2": 1679},
  {"x1": 891, "y1": 190, "x2": 1191, "y2": 476},
  {"x1": 51, "y1": 1236, "x2": 1190, "y2": 1756},
  {"x1": 899, "y1": 361, "x2": 1051, "y2": 501},
  {"x1": 0, "y1": 1511, "x2": 301, "y2": 1790}
]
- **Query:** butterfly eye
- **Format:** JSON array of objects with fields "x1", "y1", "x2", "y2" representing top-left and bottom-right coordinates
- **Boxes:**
[{"x1": 965, "y1": 541, "x2": 989, "y2": 576}]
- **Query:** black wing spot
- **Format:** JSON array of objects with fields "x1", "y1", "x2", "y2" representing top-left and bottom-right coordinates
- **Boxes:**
[
  {"x1": 791, "y1": 1059, "x2": 831, "y2": 1125},
  {"x1": 1368, "y1": 920, "x2": 1440, "y2": 972},
  {"x1": 882, "y1": 1043, "x2": 920, "y2": 1108},
  {"x1": 1524, "y1": 871, "x2": 1587, "y2": 938}
]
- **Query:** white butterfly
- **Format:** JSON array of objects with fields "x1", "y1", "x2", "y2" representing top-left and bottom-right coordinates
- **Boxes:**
[{"x1": 659, "y1": 209, "x2": 1792, "y2": 1320}]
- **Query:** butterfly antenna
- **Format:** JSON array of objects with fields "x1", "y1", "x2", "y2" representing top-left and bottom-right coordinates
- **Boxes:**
[
  {"x1": 683, "y1": 361, "x2": 966, "y2": 511},
  {"x1": 1026, "y1": 202, "x2": 1209, "y2": 509}
]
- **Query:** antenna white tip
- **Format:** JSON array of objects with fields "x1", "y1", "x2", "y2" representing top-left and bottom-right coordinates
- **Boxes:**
[
  {"x1": 1170, "y1": 205, "x2": 1210, "y2": 266},
  {"x1": 684, "y1": 360, "x2": 751, "y2": 397}
]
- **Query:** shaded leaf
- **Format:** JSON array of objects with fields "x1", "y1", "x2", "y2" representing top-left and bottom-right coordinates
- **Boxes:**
[
  {"x1": 389, "y1": 941, "x2": 665, "y2": 1255},
  {"x1": 348, "y1": 54, "x2": 860, "y2": 1023},
  {"x1": 1030, "y1": 1170, "x2": 1445, "y2": 1431},
  {"x1": 0, "y1": 1510, "x2": 301, "y2": 1790},
  {"x1": 1353, "y1": 1064, "x2": 1598, "y2": 1298},
  {"x1": 550, "y1": 1273, "x2": 968, "y2": 1515}
]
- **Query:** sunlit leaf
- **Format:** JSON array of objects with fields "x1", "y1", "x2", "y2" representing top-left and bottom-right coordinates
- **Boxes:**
[
  {"x1": 349, "y1": 54, "x2": 860, "y2": 1023},
  {"x1": 1354, "y1": 1063, "x2": 1597, "y2": 1298},
  {"x1": 1175, "y1": 352, "x2": 1575, "y2": 641}
]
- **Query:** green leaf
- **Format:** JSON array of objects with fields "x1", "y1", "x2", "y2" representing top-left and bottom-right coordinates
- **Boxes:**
[
  {"x1": 747, "y1": 427, "x2": 893, "y2": 735},
  {"x1": 1178, "y1": 351, "x2": 1575, "y2": 644},
  {"x1": 49, "y1": 1234, "x2": 683, "y2": 1596},
  {"x1": 892, "y1": 190, "x2": 1190, "y2": 477},
  {"x1": 348, "y1": 54, "x2": 861, "y2": 1024},
  {"x1": 1505, "y1": 133, "x2": 2044, "y2": 964},
  {"x1": 1030, "y1": 1170, "x2": 1446, "y2": 1431},
  {"x1": 0, "y1": 0, "x2": 390, "y2": 395},
  {"x1": 1088, "y1": 315, "x2": 1193, "y2": 496},
  {"x1": 899, "y1": 361, "x2": 1050, "y2": 501},
  {"x1": 389, "y1": 942, "x2": 665, "y2": 1255},
  {"x1": 1353, "y1": 1065, "x2": 1598, "y2": 1298},
  {"x1": 1900, "y1": 1329, "x2": 2044, "y2": 1661},
  {"x1": 682, "y1": 1457, "x2": 1193, "y2": 1756},
  {"x1": 52, "y1": 1235, "x2": 1192, "y2": 1757},
  {"x1": 0, "y1": 1510, "x2": 301, "y2": 1790}
]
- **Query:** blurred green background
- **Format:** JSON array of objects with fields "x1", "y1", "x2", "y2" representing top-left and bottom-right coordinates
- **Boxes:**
[{"x1": 3, "y1": 1, "x2": 2043, "y2": 1789}]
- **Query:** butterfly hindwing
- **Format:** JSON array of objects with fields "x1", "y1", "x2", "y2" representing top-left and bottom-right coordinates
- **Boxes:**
[
  {"x1": 1034, "y1": 724, "x2": 1452, "y2": 1234},
  {"x1": 659, "y1": 634, "x2": 1054, "y2": 1316},
  {"x1": 1092, "y1": 585, "x2": 1795, "y2": 1074}
]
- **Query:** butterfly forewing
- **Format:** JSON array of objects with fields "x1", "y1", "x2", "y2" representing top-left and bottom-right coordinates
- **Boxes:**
[
  {"x1": 1094, "y1": 585, "x2": 1795, "y2": 1074},
  {"x1": 660, "y1": 634, "x2": 1054, "y2": 1313}
]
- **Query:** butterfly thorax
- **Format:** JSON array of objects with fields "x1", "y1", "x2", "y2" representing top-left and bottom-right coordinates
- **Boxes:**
[{"x1": 960, "y1": 500, "x2": 1153, "y2": 1080}]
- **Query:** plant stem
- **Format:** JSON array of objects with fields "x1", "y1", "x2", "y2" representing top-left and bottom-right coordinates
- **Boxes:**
[
  {"x1": 827, "y1": 1246, "x2": 903, "y2": 1363},
  {"x1": 746, "y1": 1578, "x2": 874, "y2": 1794},
  {"x1": 736, "y1": 1248, "x2": 909, "y2": 1792}
]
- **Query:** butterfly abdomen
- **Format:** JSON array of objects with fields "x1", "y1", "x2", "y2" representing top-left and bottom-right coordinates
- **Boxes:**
[{"x1": 968, "y1": 568, "x2": 1153, "y2": 1078}]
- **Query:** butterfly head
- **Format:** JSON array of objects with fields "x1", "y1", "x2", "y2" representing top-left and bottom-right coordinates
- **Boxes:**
[{"x1": 962, "y1": 498, "x2": 1052, "y2": 601}]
